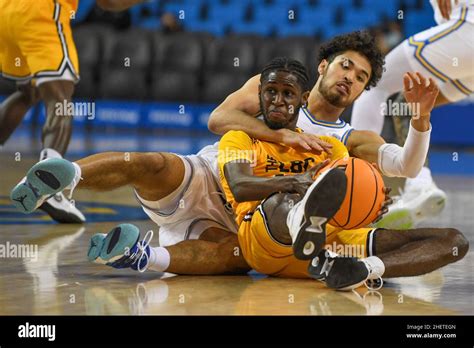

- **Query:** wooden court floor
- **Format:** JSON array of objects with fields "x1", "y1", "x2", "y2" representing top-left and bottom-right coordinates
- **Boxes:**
[{"x1": 1, "y1": 155, "x2": 473, "y2": 315}]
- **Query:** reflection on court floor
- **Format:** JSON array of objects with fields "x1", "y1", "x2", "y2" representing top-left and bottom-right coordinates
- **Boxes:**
[{"x1": 0, "y1": 130, "x2": 472, "y2": 315}]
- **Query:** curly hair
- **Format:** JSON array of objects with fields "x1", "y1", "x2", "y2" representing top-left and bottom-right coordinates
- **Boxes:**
[{"x1": 318, "y1": 31, "x2": 385, "y2": 90}]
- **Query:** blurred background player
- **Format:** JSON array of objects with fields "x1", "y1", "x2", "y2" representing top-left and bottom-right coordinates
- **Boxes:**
[
  {"x1": 0, "y1": 0, "x2": 145, "y2": 223},
  {"x1": 351, "y1": 0, "x2": 474, "y2": 229}
]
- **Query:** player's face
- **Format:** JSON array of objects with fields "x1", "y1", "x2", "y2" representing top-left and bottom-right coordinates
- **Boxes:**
[
  {"x1": 259, "y1": 71, "x2": 308, "y2": 130},
  {"x1": 317, "y1": 50, "x2": 372, "y2": 108}
]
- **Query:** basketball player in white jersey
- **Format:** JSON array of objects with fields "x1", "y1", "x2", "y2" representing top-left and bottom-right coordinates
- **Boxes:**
[
  {"x1": 11, "y1": 32, "x2": 465, "y2": 290},
  {"x1": 351, "y1": 0, "x2": 474, "y2": 229}
]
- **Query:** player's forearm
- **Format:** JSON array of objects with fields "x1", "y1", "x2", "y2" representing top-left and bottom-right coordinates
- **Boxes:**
[
  {"x1": 229, "y1": 175, "x2": 297, "y2": 202},
  {"x1": 96, "y1": 0, "x2": 145, "y2": 11},
  {"x1": 209, "y1": 109, "x2": 283, "y2": 144},
  {"x1": 377, "y1": 123, "x2": 431, "y2": 178}
]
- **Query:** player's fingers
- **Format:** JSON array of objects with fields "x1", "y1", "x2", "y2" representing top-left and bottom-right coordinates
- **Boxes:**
[
  {"x1": 307, "y1": 140, "x2": 324, "y2": 153},
  {"x1": 411, "y1": 71, "x2": 421, "y2": 85},
  {"x1": 403, "y1": 74, "x2": 412, "y2": 91},
  {"x1": 299, "y1": 139, "x2": 312, "y2": 151},
  {"x1": 438, "y1": 0, "x2": 449, "y2": 20},
  {"x1": 310, "y1": 138, "x2": 333, "y2": 154},
  {"x1": 446, "y1": 0, "x2": 452, "y2": 19},
  {"x1": 416, "y1": 72, "x2": 426, "y2": 87},
  {"x1": 429, "y1": 78, "x2": 439, "y2": 92},
  {"x1": 383, "y1": 187, "x2": 392, "y2": 194}
]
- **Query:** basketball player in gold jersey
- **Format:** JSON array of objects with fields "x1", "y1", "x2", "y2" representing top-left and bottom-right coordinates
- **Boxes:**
[
  {"x1": 11, "y1": 55, "x2": 468, "y2": 290},
  {"x1": 0, "y1": 0, "x2": 145, "y2": 223}
]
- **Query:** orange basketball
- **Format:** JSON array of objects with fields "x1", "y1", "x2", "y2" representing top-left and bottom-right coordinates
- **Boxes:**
[{"x1": 317, "y1": 157, "x2": 386, "y2": 229}]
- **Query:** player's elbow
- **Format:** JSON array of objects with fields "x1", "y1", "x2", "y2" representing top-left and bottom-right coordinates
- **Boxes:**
[
  {"x1": 229, "y1": 183, "x2": 246, "y2": 203},
  {"x1": 208, "y1": 110, "x2": 227, "y2": 135}
]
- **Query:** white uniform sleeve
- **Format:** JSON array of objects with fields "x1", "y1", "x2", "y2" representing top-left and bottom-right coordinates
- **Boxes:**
[{"x1": 377, "y1": 123, "x2": 432, "y2": 178}]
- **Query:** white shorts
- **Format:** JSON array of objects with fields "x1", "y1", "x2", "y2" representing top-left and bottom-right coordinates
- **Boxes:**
[
  {"x1": 403, "y1": 16, "x2": 474, "y2": 101},
  {"x1": 135, "y1": 143, "x2": 238, "y2": 247}
]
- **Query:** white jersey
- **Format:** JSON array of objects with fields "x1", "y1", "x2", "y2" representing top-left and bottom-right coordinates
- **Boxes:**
[
  {"x1": 296, "y1": 106, "x2": 354, "y2": 145},
  {"x1": 430, "y1": 0, "x2": 474, "y2": 24}
]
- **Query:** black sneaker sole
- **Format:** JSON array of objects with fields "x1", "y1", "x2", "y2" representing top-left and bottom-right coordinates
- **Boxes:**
[
  {"x1": 39, "y1": 201, "x2": 84, "y2": 224},
  {"x1": 308, "y1": 256, "x2": 369, "y2": 290},
  {"x1": 292, "y1": 168, "x2": 347, "y2": 260}
]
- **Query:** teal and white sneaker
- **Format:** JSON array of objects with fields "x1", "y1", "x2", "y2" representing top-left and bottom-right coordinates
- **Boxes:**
[
  {"x1": 10, "y1": 158, "x2": 85, "y2": 223},
  {"x1": 87, "y1": 223, "x2": 153, "y2": 272},
  {"x1": 10, "y1": 158, "x2": 76, "y2": 213}
]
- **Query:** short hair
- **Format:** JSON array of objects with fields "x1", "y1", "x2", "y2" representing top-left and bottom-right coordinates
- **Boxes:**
[
  {"x1": 260, "y1": 57, "x2": 310, "y2": 91},
  {"x1": 318, "y1": 31, "x2": 385, "y2": 90}
]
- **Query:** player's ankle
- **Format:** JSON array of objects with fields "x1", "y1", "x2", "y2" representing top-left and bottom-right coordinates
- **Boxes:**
[
  {"x1": 148, "y1": 246, "x2": 171, "y2": 272},
  {"x1": 361, "y1": 256, "x2": 385, "y2": 279}
]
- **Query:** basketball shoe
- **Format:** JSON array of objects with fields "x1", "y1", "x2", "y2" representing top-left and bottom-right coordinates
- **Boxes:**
[
  {"x1": 286, "y1": 168, "x2": 347, "y2": 260},
  {"x1": 374, "y1": 174, "x2": 446, "y2": 230},
  {"x1": 308, "y1": 249, "x2": 384, "y2": 291},
  {"x1": 10, "y1": 158, "x2": 85, "y2": 223},
  {"x1": 87, "y1": 223, "x2": 153, "y2": 272}
]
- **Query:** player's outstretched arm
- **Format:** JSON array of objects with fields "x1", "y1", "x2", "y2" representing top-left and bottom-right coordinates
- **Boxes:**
[
  {"x1": 347, "y1": 72, "x2": 439, "y2": 178},
  {"x1": 96, "y1": 0, "x2": 145, "y2": 11},
  {"x1": 224, "y1": 160, "x2": 328, "y2": 202},
  {"x1": 208, "y1": 75, "x2": 333, "y2": 154}
]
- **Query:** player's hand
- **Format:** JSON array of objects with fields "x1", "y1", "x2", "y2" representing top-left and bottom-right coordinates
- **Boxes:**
[
  {"x1": 403, "y1": 72, "x2": 439, "y2": 130},
  {"x1": 277, "y1": 128, "x2": 333, "y2": 155},
  {"x1": 290, "y1": 160, "x2": 330, "y2": 196},
  {"x1": 437, "y1": 0, "x2": 458, "y2": 20},
  {"x1": 373, "y1": 187, "x2": 393, "y2": 223}
]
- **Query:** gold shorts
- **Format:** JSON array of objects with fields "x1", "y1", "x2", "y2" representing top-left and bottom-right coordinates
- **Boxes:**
[
  {"x1": 238, "y1": 205, "x2": 378, "y2": 278},
  {"x1": 0, "y1": 0, "x2": 79, "y2": 85}
]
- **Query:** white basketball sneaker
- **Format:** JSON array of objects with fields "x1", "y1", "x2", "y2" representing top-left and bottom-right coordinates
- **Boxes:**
[
  {"x1": 286, "y1": 168, "x2": 347, "y2": 260},
  {"x1": 375, "y1": 178, "x2": 447, "y2": 230},
  {"x1": 39, "y1": 192, "x2": 85, "y2": 224}
]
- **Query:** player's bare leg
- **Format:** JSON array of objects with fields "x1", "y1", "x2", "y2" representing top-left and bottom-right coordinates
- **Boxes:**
[
  {"x1": 260, "y1": 192, "x2": 301, "y2": 245},
  {"x1": 165, "y1": 227, "x2": 250, "y2": 275},
  {"x1": 76, "y1": 152, "x2": 185, "y2": 201},
  {"x1": 374, "y1": 228, "x2": 469, "y2": 277},
  {"x1": 0, "y1": 82, "x2": 39, "y2": 145},
  {"x1": 38, "y1": 80, "x2": 74, "y2": 156},
  {"x1": 87, "y1": 223, "x2": 250, "y2": 275}
]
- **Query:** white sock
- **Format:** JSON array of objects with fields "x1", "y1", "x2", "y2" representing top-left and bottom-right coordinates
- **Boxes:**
[
  {"x1": 147, "y1": 246, "x2": 171, "y2": 272},
  {"x1": 361, "y1": 256, "x2": 385, "y2": 279},
  {"x1": 40, "y1": 148, "x2": 62, "y2": 161}
]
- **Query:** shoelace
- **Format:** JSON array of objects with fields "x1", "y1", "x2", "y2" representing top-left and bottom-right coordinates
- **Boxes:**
[
  {"x1": 364, "y1": 276, "x2": 384, "y2": 291},
  {"x1": 361, "y1": 258, "x2": 384, "y2": 291},
  {"x1": 130, "y1": 230, "x2": 154, "y2": 273}
]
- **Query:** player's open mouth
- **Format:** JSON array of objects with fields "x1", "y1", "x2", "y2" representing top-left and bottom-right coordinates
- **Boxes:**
[{"x1": 335, "y1": 83, "x2": 350, "y2": 96}]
